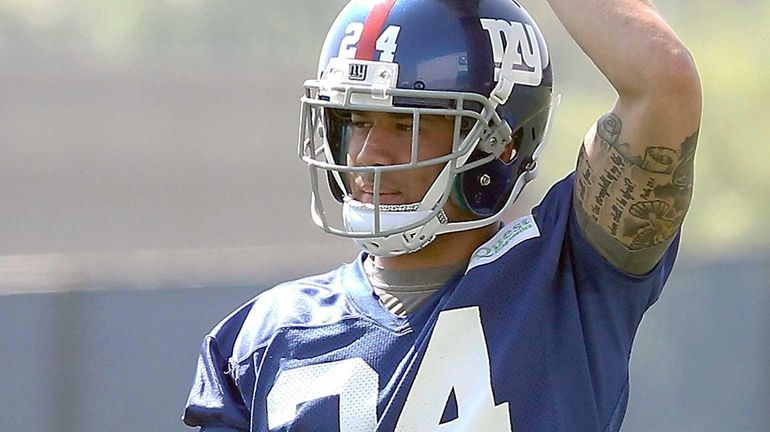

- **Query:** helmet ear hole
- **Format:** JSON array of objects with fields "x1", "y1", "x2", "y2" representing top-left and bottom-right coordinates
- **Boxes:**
[
  {"x1": 500, "y1": 127, "x2": 524, "y2": 165},
  {"x1": 513, "y1": 127, "x2": 524, "y2": 151}
]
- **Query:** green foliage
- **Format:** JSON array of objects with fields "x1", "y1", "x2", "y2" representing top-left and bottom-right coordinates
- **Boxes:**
[
  {"x1": 0, "y1": 0, "x2": 766, "y2": 254},
  {"x1": 0, "y1": 0, "x2": 349, "y2": 63},
  {"x1": 677, "y1": 2, "x2": 770, "y2": 251},
  {"x1": 522, "y1": 1, "x2": 770, "y2": 254}
]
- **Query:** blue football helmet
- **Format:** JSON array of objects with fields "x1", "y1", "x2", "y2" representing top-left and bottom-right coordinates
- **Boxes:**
[{"x1": 299, "y1": 0, "x2": 554, "y2": 256}]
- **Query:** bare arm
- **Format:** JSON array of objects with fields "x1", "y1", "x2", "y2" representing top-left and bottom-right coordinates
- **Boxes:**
[{"x1": 545, "y1": 0, "x2": 702, "y2": 275}]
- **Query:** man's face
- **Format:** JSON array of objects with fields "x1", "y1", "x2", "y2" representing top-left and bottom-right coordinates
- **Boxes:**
[{"x1": 345, "y1": 111, "x2": 455, "y2": 207}]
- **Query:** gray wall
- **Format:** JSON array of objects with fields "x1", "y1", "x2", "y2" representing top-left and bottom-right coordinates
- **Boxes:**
[{"x1": 1, "y1": 252, "x2": 768, "y2": 432}]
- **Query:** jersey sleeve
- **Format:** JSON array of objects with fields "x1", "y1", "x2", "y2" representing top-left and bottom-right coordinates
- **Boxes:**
[
  {"x1": 534, "y1": 173, "x2": 680, "y2": 352},
  {"x1": 182, "y1": 335, "x2": 250, "y2": 431},
  {"x1": 566, "y1": 173, "x2": 680, "y2": 309},
  {"x1": 532, "y1": 173, "x2": 681, "y2": 429}
]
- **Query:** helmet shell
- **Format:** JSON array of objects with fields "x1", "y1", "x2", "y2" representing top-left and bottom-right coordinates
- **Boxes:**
[{"x1": 316, "y1": 0, "x2": 553, "y2": 217}]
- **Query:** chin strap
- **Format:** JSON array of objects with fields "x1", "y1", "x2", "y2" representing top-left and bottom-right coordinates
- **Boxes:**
[{"x1": 342, "y1": 199, "x2": 448, "y2": 257}]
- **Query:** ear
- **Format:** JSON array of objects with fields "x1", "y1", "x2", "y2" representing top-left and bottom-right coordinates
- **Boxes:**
[{"x1": 499, "y1": 127, "x2": 523, "y2": 165}]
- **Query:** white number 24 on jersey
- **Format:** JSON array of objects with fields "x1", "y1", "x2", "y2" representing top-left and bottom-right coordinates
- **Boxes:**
[{"x1": 266, "y1": 307, "x2": 512, "y2": 431}]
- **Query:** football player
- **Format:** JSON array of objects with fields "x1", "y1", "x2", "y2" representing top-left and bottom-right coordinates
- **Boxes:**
[{"x1": 183, "y1": 0, "x2": 701, "y2": 430}]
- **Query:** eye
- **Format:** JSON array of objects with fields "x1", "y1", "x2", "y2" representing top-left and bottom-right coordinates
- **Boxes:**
[
  {"x1": 350, "y1": 120, "x2": 372, "y2": 130},
  {"x1": 397, "y1": 121, "x2": 424, "y2": 133}
]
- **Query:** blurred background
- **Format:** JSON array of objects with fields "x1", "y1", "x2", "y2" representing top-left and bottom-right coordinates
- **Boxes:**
[{"x1": 0, "y1": 0, "x2": 767, "y2": 431}]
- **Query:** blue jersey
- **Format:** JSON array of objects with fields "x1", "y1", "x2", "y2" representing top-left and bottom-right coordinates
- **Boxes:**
[{"x1": 183, "y1": 174, "x2": 679, "y2": 431}]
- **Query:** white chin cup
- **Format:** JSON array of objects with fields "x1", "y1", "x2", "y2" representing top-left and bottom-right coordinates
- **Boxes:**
[{"x1": 342, "y1": 200, "x2": 447, "y2": 257}]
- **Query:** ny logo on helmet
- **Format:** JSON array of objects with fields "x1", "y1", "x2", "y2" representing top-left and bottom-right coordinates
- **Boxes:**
[
  {"x1": 480, "y1": 18, "x2": 544, "y2": 88},
  {"x1": 348, "y1": 63, "x2": 368, "y2": 81}
]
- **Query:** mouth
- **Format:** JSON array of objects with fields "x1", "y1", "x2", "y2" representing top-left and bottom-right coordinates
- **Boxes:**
[
  {"x1": 359, "y1": 190, "x2": 403, "y2": 205},
  {"x1": 353, "y1": 176, "x2": 405, "y2": 205}
]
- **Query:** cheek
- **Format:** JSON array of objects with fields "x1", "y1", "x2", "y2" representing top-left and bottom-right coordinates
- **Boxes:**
[
  {"x1": 407, "y1": 135, "x2": 452, "y2": 188},
  {"x1": 417, "y1": 131, "x2": 454, "y2": 161},
  {"x1": 403, "y1": 164, "x2": 445, "y2": 199}
]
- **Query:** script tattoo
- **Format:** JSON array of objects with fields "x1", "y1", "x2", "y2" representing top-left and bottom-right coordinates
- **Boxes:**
[{"x1": 575, "y1": 113, "x2": 698, "y2": 272}]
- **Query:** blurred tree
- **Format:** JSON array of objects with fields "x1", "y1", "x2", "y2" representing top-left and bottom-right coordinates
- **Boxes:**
[{"x1": 0, "y1": 0, "x2": 766, "y2": 255}]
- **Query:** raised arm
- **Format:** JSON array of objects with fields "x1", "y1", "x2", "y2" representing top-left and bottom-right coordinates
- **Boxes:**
[{"x1": 545, "y1": 0, "x2": 702, "y2": 275}]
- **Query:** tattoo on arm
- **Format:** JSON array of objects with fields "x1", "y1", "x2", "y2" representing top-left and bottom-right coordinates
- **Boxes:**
[{"x1": 574, "y1": 112, "x2": 699, "y2": 273}]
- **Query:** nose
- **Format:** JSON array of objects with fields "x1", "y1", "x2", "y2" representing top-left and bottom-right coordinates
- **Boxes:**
[{"x1": 352, "y1": 122, "x2": 401, "y2": 167}]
